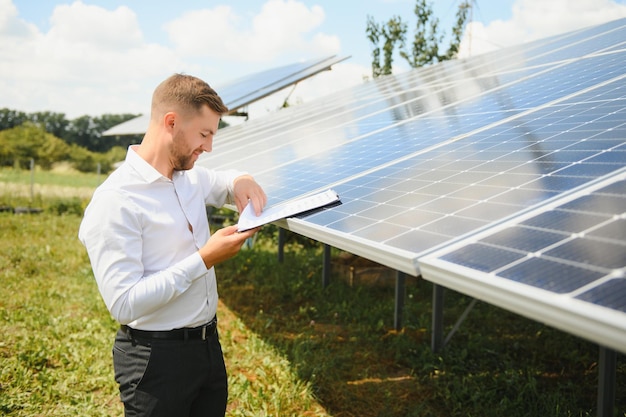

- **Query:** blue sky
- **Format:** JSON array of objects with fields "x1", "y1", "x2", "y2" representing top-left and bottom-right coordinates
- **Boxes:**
[
  {"x1": 11, "y1": 1, "x2": 516, "y2": 54},
  {"x1": 2, "y1": 0, "x2": 626, "y2": 119}
]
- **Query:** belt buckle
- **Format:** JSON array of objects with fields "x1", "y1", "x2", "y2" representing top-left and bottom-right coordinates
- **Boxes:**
[{"x1": 202, "y1": 325, "x2": 207, "y2": 340}]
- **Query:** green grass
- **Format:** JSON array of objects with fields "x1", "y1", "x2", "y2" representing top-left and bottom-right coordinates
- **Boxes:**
[
  {"x1": 0, "y1": 165, "x2": 102, "y2": 189},
  {"x1": 0, "y1": 213, "x2": 119, "y2": 416},
  {"x1": 217, "y1": 230, "x2": 626, "y2": 417},
  {"x1": 0, "y1": 211, "x2": 328, "y2": 416},
  {"x1": 1, "y1": 169, "x2": 625, "y2": 416}
]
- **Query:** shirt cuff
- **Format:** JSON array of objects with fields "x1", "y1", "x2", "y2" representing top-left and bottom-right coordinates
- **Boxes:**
[{"x1": 182, "y1": 251, "x2": 210, "y2": 282}]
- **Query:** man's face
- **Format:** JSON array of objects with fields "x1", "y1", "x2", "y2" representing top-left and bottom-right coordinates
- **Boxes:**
[{"x1": 170, "y1": 105, "x2": 220, "y2": 171}]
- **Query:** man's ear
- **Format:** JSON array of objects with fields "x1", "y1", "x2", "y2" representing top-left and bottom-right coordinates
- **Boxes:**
[{"x1": 164, "y1": 112, "x2": 176, "y2": 131}]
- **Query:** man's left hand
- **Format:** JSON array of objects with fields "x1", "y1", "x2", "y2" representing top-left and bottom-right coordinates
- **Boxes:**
[{"x1": 233, "y1": 174, "x2": 267, "y2": 216}]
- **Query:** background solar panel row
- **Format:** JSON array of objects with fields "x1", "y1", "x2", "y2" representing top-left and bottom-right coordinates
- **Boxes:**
[{"x1": 103, "y1": 55, "x2": 349, "y2": 136}]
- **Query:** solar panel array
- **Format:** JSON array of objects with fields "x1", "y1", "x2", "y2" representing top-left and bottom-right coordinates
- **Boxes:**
[
  {"x1": 198, "y1": 19, "x2": 626, "y2": 353},
  {"x1": 102, "y1": 55, "x2": 349, "y2": 136}
]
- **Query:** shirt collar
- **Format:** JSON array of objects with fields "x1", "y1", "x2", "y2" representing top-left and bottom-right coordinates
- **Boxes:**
[{"x1": 126, "y1": 145, "x2": 168, "y2": 184}]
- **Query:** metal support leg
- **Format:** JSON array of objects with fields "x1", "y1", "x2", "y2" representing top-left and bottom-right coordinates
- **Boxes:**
[
  {"x1": 431, "y1": 284, "x2": 445, "y2": 352},
  {"x1": 394, "y1": 271, "x2": 406, "y2": 330},
  {"x1": 322, "y1": 244, "x2": 331, "y2": 288},
  {"x1": 597, "y1": 346, "x2": 616, "y2": 417},
  {"x1": 277, "y1": 228, "x2": 285, "y2": 263}
]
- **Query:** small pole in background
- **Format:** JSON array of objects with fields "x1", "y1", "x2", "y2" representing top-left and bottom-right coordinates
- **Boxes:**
[{"x1": 29, "y1": 158, "x2": 35, "y2": 203}]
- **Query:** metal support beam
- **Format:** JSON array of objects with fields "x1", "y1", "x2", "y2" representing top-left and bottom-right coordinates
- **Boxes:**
[
  {"x1": 444, "y1": 298, "x2": 477, "y2": 348},
  {"x1": 322, "y1": 244, "x2": 331, "y2": 288},
  {"x1": 597, "y1": 346, "x2": 616, "y2": 417},
  {"x1": 394, "y1": 271, "x2": 406, "y2": 330},
  {"x1": 431, "y1": 284, "x2": 445, "y2": 352}
]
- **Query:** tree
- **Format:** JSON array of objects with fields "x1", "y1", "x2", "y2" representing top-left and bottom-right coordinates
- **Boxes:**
[
  {"x1": 65, "y1": 115, "x2": 101, "y2": 150},
  {"x1": 442, "y1": 1, "x2": 471, "y2": 60},
  {"x1": 29, "y1": 111, "x2": 70, "y2": 139},
  {"x1": 366, "y1": 15, "x2": 407, "y2": 79},
  {"x1": 63, "y1": 113, "x2": 141, "y2": 152},
  {"x1": 0, "y1": 108, "x2": 28, "y2": 131},
  {"x1": 366, "y1": 0, "x2": 471, "y2": 78}
]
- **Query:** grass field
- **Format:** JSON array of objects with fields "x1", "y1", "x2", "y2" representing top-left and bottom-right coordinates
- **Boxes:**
[{"x1": 1, "y1": 167, "x2": 625, "y2": 416}]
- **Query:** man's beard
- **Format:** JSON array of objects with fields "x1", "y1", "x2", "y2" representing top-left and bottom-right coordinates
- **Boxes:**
[{"x1": 170, "y1": 129, "x2": 195, "y2": 171}]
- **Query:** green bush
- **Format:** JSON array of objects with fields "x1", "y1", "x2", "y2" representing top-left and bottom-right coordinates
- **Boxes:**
[
  {"x1": 69, "y1": 145, "x2": 126, "y2": 174},
  {"x1": 0, "y1": 123, "x2": 124, "y2": 175},
  {"x1": 68, "y1": 144, "x2": 99, "y2": 173},
  {"x1": 46, "y1": 197, "x2": 84, "y2": 216},
  {"x1": 0, "y1": 123, "x2": 71, "y2": 169}
]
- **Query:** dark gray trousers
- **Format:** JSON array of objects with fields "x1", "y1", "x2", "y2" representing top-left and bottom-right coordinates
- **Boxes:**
[{"x1": 112, "y1": 328, "x2": 228, "y2": 417}]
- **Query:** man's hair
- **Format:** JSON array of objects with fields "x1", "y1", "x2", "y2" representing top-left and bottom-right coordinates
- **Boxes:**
[{"x1": 151, "y1": 73, "x2": 229, "y2": 119}]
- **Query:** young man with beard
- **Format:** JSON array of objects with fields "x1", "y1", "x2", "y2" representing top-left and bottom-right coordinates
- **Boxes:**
[{"x1": 79, "y1": 73, "x2": 266, "y2": 416}]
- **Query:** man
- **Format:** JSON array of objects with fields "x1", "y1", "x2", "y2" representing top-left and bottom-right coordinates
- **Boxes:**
[{"x1": 79, "y1": 73, "x2": 267, "y2": 417}]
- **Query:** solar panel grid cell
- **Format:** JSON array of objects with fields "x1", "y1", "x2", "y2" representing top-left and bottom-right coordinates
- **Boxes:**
[
  {"x1": 499, "y1": 257, "x2": 606, "y2": 294},
  {"x1": 576, "y1": 279, "x2": 626, "y2": 313},
  {"x1": 440, "y1": 178, "x2": 625, "y2": 277}
]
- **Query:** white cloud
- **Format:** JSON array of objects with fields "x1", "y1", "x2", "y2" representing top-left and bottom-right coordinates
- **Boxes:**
[
  {"x1": 459, "y1": 0, "x2": 626, "y2": 57},
  {"x1": 165, "y1": 5, "x2": 241, "y2": 58},
  {"x1": 165, "y1": 0, "x2": 339, "y2": 63},
  {"x1": 1, "y1": 0, "x2": 343, "y2": 118},
  {"x1": 0, "y1": 0, "x2": 184, "y2": 117},
  {"x1": 48, "y1": 2, "x2": 143, "y2": 50},
  {"x1": 0, "y1": 0, "x2": 36, "y2": 38}
]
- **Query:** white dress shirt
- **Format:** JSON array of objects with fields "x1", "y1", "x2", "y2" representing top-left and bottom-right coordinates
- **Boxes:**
[{"x1": 79, "y1": 146, "x2": 243, "y2": 331}]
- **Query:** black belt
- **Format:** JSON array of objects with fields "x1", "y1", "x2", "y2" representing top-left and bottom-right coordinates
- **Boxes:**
[{"x1": 122, "y1": 317, "x2": 217, "y2": 341}]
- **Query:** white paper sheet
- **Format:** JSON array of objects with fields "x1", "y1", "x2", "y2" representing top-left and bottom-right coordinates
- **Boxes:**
[{"x1": 237, "y1": 189, "x2": 340, "y2": 231}]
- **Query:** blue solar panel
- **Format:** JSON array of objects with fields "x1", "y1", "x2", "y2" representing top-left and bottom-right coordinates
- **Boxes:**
[
  {"x1": 577, "y1": 279, "x2": 626, "y2": 313},
  {"x1": 419, "y1": 172, "x2": 626, "y2": 353},
  {"x1": 279, "y1": 74, "x2": 625, "y2": 269}
]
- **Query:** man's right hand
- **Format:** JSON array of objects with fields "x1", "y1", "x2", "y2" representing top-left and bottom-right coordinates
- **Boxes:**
[{"x1": 198, "y1": 225, "x2": 259, "y2": 269}]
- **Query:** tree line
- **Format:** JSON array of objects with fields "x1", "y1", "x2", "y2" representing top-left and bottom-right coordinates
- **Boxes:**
[
  {"x1": 0, "y1": 108, "x2": 142, "y2": 152},
  {"x1": 0, "y1": 108, "x2": 142, "y2": 173}
]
